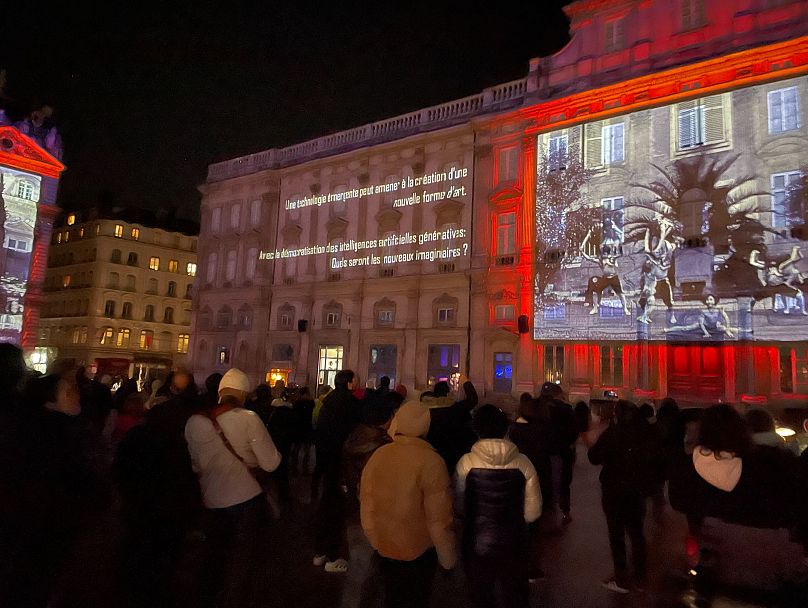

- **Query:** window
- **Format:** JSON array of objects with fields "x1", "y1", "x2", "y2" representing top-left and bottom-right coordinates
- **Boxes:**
[
  {"x1": 495, "y1": 304, "x2": 515, "y2": 322},
  {"x1": 139, "y1": 330, "x2": 153, "y2": 350},
  {"x1": 62, "y1": 275, "x2": 71, "y2": 288},
  {"x1": 100, "y1": 327, "x2": 114, "y2": 345},
  {"x1": 427, "y1": 344, "x2": 461, "y2": 388},
  {"x1": 437, "y1": 307, "x2": 455, "y2": 324},
  {"x1": 127, "y1": 252, "x2": 138, "y2": 266},
  {"x1": 164, "y1": 307, "x2": 174, "y2": 323},
  {"x1": 326, "y1": 311, "x2": 340, "y2": 327},
  {"x1": 131, "y1": 228, "x2": 140, "y2": 240},
  {"x1": 217, "y1": 306, "x2": 233, "y2": 328},
  {"x1": 66, "y1": 214, "x2": 76, "y2": 226},
  {"x1": 238, "y1": 305, "x2": 253, "y2": 329},
  {"x1": 497, "y1": 147, "x2": 519, "y2": 184},
  {"x1": 144, "y1": 304, "x2": 155, "y2": 322},
  {"x1": 108, "y1": 272, "x2": 119, "y2": 289},
  {"x1": 104, "y1": 300, "x2": 116, "y2": 317},
  {"x1": 16, "y1": 181, "x2": 34, "y2": 200},
  {"x1": 279, "y1": 305, "x2": 295, "y2": 329},
  {"x1": 317, "y1": 346, "x2": 344, "y2": 388},
  {"x1": 125, "y1": 275, "x2": 136, "y2": 291},
  {"x1": 771, "y1": 171, "x2": 802, "y2": 228},
  {"x1": 779, "y1": 346, "x2": 808, "y2": 394},
  {"x1": 56, "y1": 231, "x2": 62, "y2": 244},
  {"x1": 250, "y1": 199, "x2": 261, "y2": 226},
  {"x1": 601, "y1": 196, "x2": 625, "y2": 238},
  {"x1": 187, "y1": 262, "x2": 197, "y2": 276},
  {"x1": 681, "y1": 0, "x2": 706, "y2": 30},
  {"x1": 149, "y1": 256, "x2": 160, "y2": 271},
  {"x1": 6, "y1": 237, "x2": 30, "y2": 252},
  {"x1": 63, "y1": 230, "x2": 70, "y2": 243},
  {"x1": 586, "y1": 122, "x2": 624, "y2": 167},
  {"x1": 768, "y1": 87, "x2": 800, "y2": 134},
  {"x1": 225, "y1": 250, "x2": 237, "y2": 281},
  {"x1": 206, "y1": 252, "x2": 218, "y2": 283},
  {"x1": 80, "y1": 326, "x2": 87, "y2": 344},
  {"x1": 493, "y1": 352, "x2": 513, "y2": 394},
  {"x1": 378, "y1": 309, "x2": 394, "y2": 324},
  {"x1": 79, "y1": 227, "x2": 85, "y2": 239},
  {"x1": 600, "y1": 344, "x2": 624, "y2": 386},
  {"x1": 184, "y1": 284, "x2": 193, "y2": 299},
  {"x1": 216, "y1": 346, "x2": 231, "y2": 365},
  {"x1": 230, "y1": 204, "x2": 241, "y2": 231},
  {"x1": 167, "y1": 281, "x2": 177, "y2": 297},
  {"x1": 677, "y1": 95, "x2": 725, "y2": 149},
  {"x1": 544, "y1": 302, "x2": 567, "y2": 320},
  {"x1": 146, "y1": 278, "x2": 158, "y2": 294},
  {"x1": 71, "y1": 326, "x2": 81, "y2": 344},
  {"x1": 548, "y1": 133, "x2": 568, "y2": 170},
  {"x1": 121, "y1": 302, "x2": 132, "y2": 319},
  {"x1": 211, "y1": 207, "x2": 222, "y2": 232},
  {"x1": 177, "y1": 334, "x2": 190, "y2": 354},
  {"x1": 245, "y1": 247, "x2": 258, "y2": 281},
  {"x1": 111, "y1": 249, "x2": 122, "y2": 263},
  {"x1": 543, "y1": 344, "x2": 565, "y2": 383},
  {"x1": 280, "y1": 313, "x2": 292, "y2": 329},
  {"x1": 116, "y1": 328, "x2": 130, "y2": 347},
  {"x1": 114, "y1": 224, "x2": 123, "y2": 238},
  {"x1": 602, "y1": 123, "x2": 624, "y2": 164},
  {"x1": 168, "y1": 259, "x2": 178, "y2": 273},
  {"x1": 604, "y1": 18, "x2": 625, "y2": 52},
  {"x1": 496, "y1": 212, "x2": 516, "y2": 256}
]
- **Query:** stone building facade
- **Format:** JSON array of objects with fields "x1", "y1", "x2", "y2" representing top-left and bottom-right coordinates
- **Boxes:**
[
  {"x1": 37, "y1": 209, "x2": 197, "y2": 380},
  {"x1": 193, "y1": 0, "x2": 808, "y2": 406}
]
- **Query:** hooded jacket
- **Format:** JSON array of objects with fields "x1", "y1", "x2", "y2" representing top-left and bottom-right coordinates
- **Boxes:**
[
  {"x1": 455, "y1": 439, "x2": 542, "y2": 524},
  {"x1": 360, "y1": 403, "x2": 457, "y2": 569}
]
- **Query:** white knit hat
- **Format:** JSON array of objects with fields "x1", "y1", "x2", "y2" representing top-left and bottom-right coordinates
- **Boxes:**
[{"x1": 218, "y1": 368, "x2": 251, "y2": 400}]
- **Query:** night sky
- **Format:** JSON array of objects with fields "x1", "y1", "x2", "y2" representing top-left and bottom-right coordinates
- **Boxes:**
[{"x1": 3, "y1": 1, "x2": 570, "y2": 219}]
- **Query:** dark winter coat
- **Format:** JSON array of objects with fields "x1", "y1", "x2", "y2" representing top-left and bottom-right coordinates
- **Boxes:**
[
  {"x1": 425, "y1": 381, "x2": 479, "y2": 471},
  {"x1": 315, "y1": 387, "x2": 361, "y2": 460},
  {"x1": 508, "y1": 419, "x2": 557, "y2": 507}
]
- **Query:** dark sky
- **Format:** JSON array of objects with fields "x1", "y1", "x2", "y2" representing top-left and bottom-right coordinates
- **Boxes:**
[{"x1": 2, "y1": 1, "x2": 570, "y2": 219}]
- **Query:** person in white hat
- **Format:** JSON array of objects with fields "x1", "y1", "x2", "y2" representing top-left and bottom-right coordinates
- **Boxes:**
[{"x1": 184, "y1": 368, "x2": 281, "y2": 607}]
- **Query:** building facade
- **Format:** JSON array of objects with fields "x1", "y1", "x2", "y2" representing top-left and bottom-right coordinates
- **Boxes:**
[
  {"x1": 193, "y1": 0, "x2": 808, "y2": 407},
  {"x1": 0, "y1": 109, "x2": 65, "y2": 350},
  {"x1": 37, "y1": 209, "x2": 197, "y2": 380}
]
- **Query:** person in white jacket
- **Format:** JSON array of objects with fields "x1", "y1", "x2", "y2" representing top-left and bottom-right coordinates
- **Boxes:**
[
  {"x1": 185, "y1": 368, "x2": 281, "y2": 608},
  {"x1": 455, "y1": 405, "x2": 541, "y2": 608}
]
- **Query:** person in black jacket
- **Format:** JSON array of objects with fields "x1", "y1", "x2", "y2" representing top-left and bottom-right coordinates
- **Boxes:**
[
  {"x1": 425, "y1": 377, "x2": 479, "y2": 472},
  {"x1": 313, "y1": 370, "x2": 361, "y2": 571},
  {"x1": 541, "y1": 383, "x2": 578, "y2": 524},
  {"x1": 588, "y1": 400, "x2": 661, "y2": 594}
]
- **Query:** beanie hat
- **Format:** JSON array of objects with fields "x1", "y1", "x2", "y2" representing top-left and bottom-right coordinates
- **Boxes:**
[
  {"x1": 391, "y1": 402, "x2": 431, "y2": 438},
  {"x1": 218, "y1": 368, "x2": 251, "y2": 403}
]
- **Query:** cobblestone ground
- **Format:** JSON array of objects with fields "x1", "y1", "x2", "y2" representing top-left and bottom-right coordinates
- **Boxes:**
[{"x1": 55, "y1": 443, "x2": 774, "y2": 608}]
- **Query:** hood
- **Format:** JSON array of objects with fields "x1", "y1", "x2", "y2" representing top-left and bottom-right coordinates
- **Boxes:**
[
  {"x1": 422, "y1": 394, "x2": 454, "y2": 409},
  {"x1": 392, "y1": 402, "x2": 431, "y2": 438},
  {"x1": 693, "y1": 446, "x2": 743, "y2": 492},
  {"x1": 751, "y1": 431, "x2": 785, "y2": 448},
  {"x1": 470, "y1": 438, "x2": 520, "y2": 466}
]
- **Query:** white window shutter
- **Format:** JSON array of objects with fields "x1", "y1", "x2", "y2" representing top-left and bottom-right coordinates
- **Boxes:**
[
  {"x1": 585, "y1": 122, "x2": 603, "y2": 168},
  {"x1": 703, "y1": 95, "x2": 725, "y2": 145},
  {"x1": 768, "y1": 90, "x2": 782, "y2": 133},
  {"x1": 678, "y1": 101, "x2": 698, "y2": 149},
  {"x1": 784, "y1": 88, "x2": 800, "y2": 131}
]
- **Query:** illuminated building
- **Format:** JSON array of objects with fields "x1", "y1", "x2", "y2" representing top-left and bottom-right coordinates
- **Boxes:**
[
  {"x1": 0, "y1": 108, "x2": 65, "y2": 353},
  {"x1": 38, "y1": 208, "x2": 197, "y2": 380},
  {"x1": 194, "y1": 0, "x2": 808, "y2": 406}
]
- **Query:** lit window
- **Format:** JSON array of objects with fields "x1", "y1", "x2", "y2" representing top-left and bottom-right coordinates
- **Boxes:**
[
  {"x1": 63, "y1": 275, "x2": 71, "y2": 288},
  {"x1": 139, "y1": 330, "x2": 153, "y2": 350},
  {"x1": 216, "y1": 346, "x2": 230, "y2": 365},
  {"x1": 186, "y1": 262, "x2": 197, "y2": 276},
  {"x1": 548, "y1": 133, "x2": 568, "y2": 171},
  {"x1": 771, "y1": 171, "x2": 802, "y2": 229},
  {"x1": 16, "y1": 181, "x2": 34, "y2": 200},
  {"x1": 326, "y1": 311, "x2": 340, "y2": 327},
  {"x1": 56, "y1": 232, "x2": 62, "y2": 244},
  {"x1": 177, "y1": 334, "x2": 190, "y2": 354},
  {"x1": 80, "y1": 326, "x2": 88, "y2": 343},
  {"x1": 497, "y1": 147, "x2": 519, "y2": 184},
  {"x1": 79, "y1": 227, "x2": 85, "y2": 239},
  {"x1": 95, "y1": 224, "x2": 100, "y2": 236},
  {"x1": 67, "y1": 214, "x2": 76, "y2": 226},
  {"x1": 71, "y1": 327, "x2": 81, "y2": 344},
  {"x1": 131, "y1": 228, "x2": 140, "y2": 240},
  {"x1": 493, "y1": 352, "x2": 513, "y2": 394},
  {"x1": 677, "y1": 95, "x2": 725, "y2": 149},
  {"x1": 543, "y1": 344, "x2": 564, "y2": 383},
  {"x1": 497, "y1": 212, "x2": 516, "y2": 256},
  {"x1": 149, "y1": 256, "x2": 160, "y2": 271},
  {"x1": 100, "y1": 327, "x2": 114, "y2": 345},
  {"x1": 378, "y1": 310, "x2": 394, "y2": 324},
  {"x1": 495, "y1": 304, "x2": 515, "y2": 322},
  {"x1": 114, "y1": 224, "x2": 123, "y2": 238},
  {"x1": 168, "y1": 259, "x2": 178, "y2": 273},
  {"x1": 438, "y1": 307, "x2": 455, "y2": 324},
  {"x1": 63, "y1": 231, "x2": 70, "y2": 243},
  {"x1": 116, "y1": 328, "x2": 130, "y2": 347},
  {"x1": 768, "y1": 87, "x2": 800, "y2": 134}
]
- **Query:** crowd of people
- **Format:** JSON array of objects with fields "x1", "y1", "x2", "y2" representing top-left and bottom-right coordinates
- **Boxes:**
[{"x1": 1, "y1": 341, "x2": 808, "y2": 608}]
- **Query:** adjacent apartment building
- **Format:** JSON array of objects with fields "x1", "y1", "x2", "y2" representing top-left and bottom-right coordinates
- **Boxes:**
[
  {"x1": 193, "y1": 0, "x2": 808, "y2": 406},
  {"x1": 37, "y1": 208, "x2": 198, "y2": 380}
]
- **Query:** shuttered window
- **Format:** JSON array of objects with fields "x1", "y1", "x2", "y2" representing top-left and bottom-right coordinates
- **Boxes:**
[
  {"x1": 585, "y1": 122, "x2": 624, "y2": 167},
  {"x1": 768, "y1": 87, "x2": 800, "y2": 134},
  {"x1": 548, "y1": 134, "x2": 568, "y2": 170},
  {"x1": 677, "y1": 95, "x2": 725, "y2": 150},
  {"x1": 585, "y1": 123, "x2": 603, "y2": 168},
  {"x1": 603, "y1": 123, "x2": 624, "y2": 164},
  {"x1": 771, "y1": 171, "x2": 802, "y2": 229}
]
